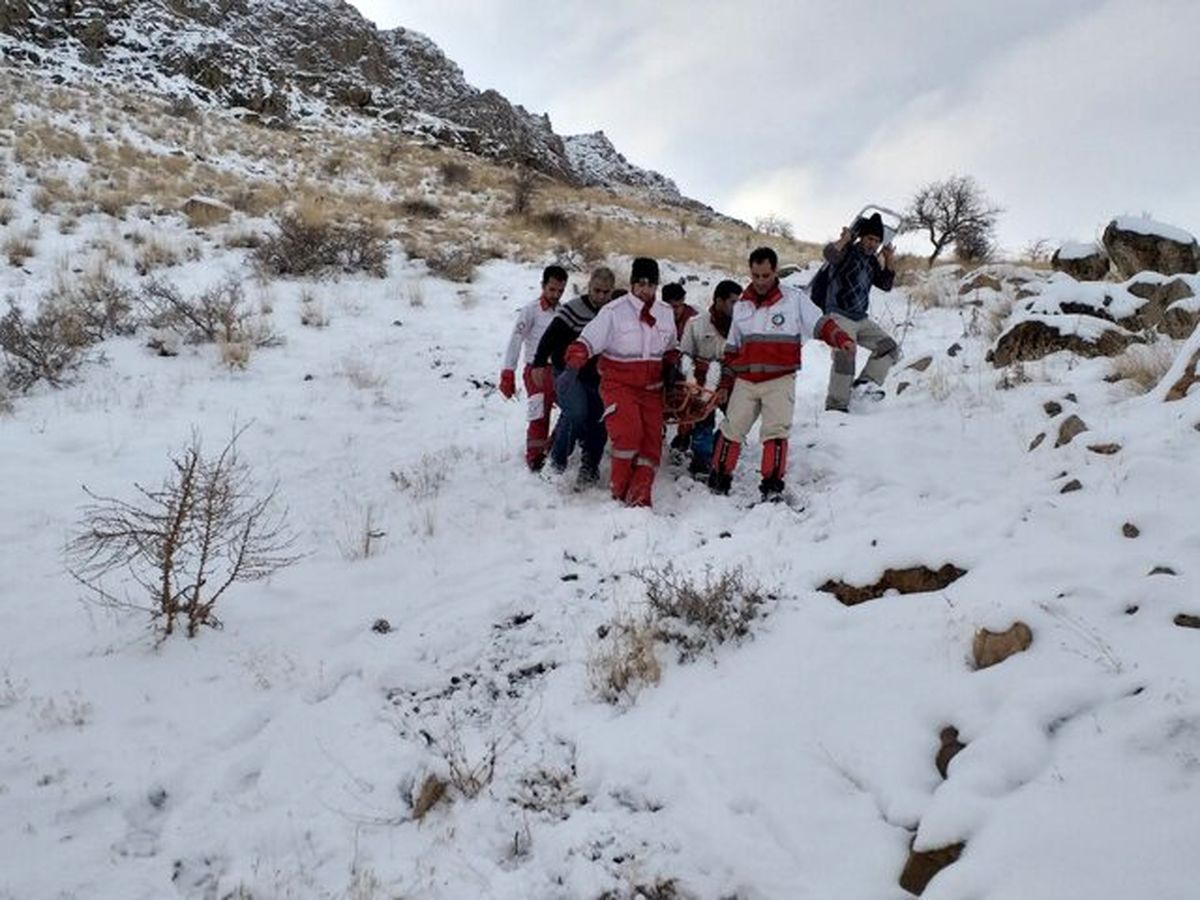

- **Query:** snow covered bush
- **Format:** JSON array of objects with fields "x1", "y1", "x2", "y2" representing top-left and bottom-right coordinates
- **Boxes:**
[
  {"x1": 1109, "y1": 340, "x2": 1178, "y2": 393},
  {"x1": 253, "y1": 212, "x2": 388, "y2": 278},
  {"x1": 44, "y1": 271, "x2": 137, "y2": 344},
  {"x1": 640, "y1": 563, "x2": 773, "y2": 662},
  {"x1": 66, "y1": 429, "x2": 299, "y2": 639}
]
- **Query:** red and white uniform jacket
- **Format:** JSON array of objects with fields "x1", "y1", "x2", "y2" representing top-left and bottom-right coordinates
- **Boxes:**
[
  {"x1": 574, "y1": 294, "x2": 678, "y2": 390},
  {"x1": 723, "y1": 281, "x2": 825, "y2": 384},
  {"x1": 502, "y1": 297, "x2": 558, "y2": 370}
]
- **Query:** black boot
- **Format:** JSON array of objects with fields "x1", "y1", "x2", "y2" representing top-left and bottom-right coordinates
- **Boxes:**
[
  {"x1": 759, "y1": 476, "x2": 785, "y2": 502},
  {"x1": 708, "y1": 471, "x2": 732, "y2": 495},
  {"x1": 575, "y1": 459, "x2": 600, "y2": 488}
]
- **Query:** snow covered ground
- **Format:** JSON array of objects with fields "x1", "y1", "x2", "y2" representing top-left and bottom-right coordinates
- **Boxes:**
[{"x1": 2, "y1": 196, "x2": 1200, "y2": 899}]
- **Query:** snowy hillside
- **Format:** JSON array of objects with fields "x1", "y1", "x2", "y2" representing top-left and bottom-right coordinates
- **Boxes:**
[{"x1": 2, "y1": 51, "x2": 1200, "y2": 900}]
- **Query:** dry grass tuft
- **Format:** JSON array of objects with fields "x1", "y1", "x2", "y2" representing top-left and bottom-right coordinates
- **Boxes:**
[
  {"x1": 587, "y1": 613, "x2": 662, "y2": 705},
  {"x1": 1110, "y1": 341, "x2": 1178, "y2": 393}
]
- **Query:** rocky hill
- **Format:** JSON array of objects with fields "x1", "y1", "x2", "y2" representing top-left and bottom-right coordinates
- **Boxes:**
[{"x1": 0, "y1": 0, "x2": 701, "y2": 208}]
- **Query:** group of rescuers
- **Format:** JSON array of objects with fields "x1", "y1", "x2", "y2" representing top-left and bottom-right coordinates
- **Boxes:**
[{"x1": 498, "y1": 212, "x2": 898, "y2": 508}]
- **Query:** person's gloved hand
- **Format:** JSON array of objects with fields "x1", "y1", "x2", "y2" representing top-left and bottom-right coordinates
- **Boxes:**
[
  {"x1": 564, "y1": 341, "x2": 589, "y2": 371},
  {"x1": 498, "y1": 368, "x2": 516, "y2": 399}
]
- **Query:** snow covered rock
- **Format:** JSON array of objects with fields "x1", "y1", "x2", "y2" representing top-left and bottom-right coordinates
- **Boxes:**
[
  {"x1": 182, "y1": 195, "x2": 232, "y2": 227},
  {"x1": 1052, "y1": 241, "x2": 1110, "y2": 281},
  {"x1": 1125, "y1": 275, "x2": 1198, "y2": 338},
  {"x1": 989, "y1": 317, "x2": 1134, "y2": 366},
  {"x1": 1102, "y1": 216, "x2": 1200, "y2": 280},
  {"x1": 899, "y1": 840, "x2": 965, "y2": 894},
  {"x1": 1055, "y1": 414, "x2": 1089, "y2": 447}
]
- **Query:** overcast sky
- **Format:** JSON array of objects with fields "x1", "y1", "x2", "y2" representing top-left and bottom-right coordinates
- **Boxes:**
[{"x1": 350, "y1": 0, "x2": 1199, "y2": 253}]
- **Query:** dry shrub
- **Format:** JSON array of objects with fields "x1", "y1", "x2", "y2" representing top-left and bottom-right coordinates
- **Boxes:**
[
  {"x1": 254, "y1": 213, "x2": 387, "y2": 278},
  {"x1": 640, "y1": 563, "x2": 772, "y2": 661},
  {"x1": 401, "y1": 196, "x2": 442, "y2": 219},
  {"x1": 339, "y1": 352, "x2": 388, "y2": 391},
  {"x1": 588, "y1": 613, "x2": 662, "y2": 705},
  {"x1": 44, "y1": 270, "x2": 137, "y2": 344},
  {"x1": 336, "y1": 502, "x2": 386, "y2": 561},
  {"x1": 66, "y1": 428, "x2": 299, "y2": 639},
  {"x1": 299, "y1": 291, "x2": 329, "y2": 327},
  {"x1": 141, "y1": 277, "x2": 280, "y2": 348},
  {"x1": 412, "y1": 240, "x2": 496, "y2": 283},
  {"x1": 438, "y1": 160, "x2": 471, "y2": 186},
  {"x1": 135, "y1": 238, "x2": 181, "y2": 275},
  {"x1": 182, "y1": 197, "x2": 232, "y2": 228},
  {"x1": 223, "y1": 229, "x2": 262, "y2": 249},
  {"x1": 530, "y1": 208, "x2": 574, "y2": 237},
  {"x1": 509, "y1": 166, "x2": 540, "y2": 215},
  {"x1": 389, "y1": 448, "x2": 464, "y2": 500},
  {"x1": 4, "y1": 233, "x2": 35, "y2": 267},
  {"x1": 1110, "y1": 341, "x2": 1177, "y2": 393},
  {"x1": 219, "y1": 339, "x2": 252, "y2": 369},
  {"x1": 0, "y1": 300, "x2": 86, "y2": 390},
  {"x1": 0, "y1": 202, "x2": 12, "y2": 226},
  {"x1": 423, "y1": 726, "x2": 497, "y2": 800},
  {"x1": 0, "y1": 382, "x2": 13, "y2": 416}
]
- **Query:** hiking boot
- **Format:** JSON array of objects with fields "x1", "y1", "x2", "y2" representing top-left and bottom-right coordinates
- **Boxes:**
[
  {"x1": 708, "y1": 471, "x2": 732, "y2": 495},
  {"x1": 824, "y1": 398, "x2": 849, "y2": 413},
  {"x1": 688, "y1": 456, "x2": 711, "y2": 479},
  {"x1": 759, "y1": 476, "x2": 786, "y2": 502},
  {"x1": 852, "y1": 379, "x2": 886, "y2": 401},
  {"x1": 528, "y1": 455, "x2": 547, "y2": 472}
]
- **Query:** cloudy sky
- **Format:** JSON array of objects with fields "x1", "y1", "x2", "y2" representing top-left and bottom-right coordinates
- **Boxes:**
[{"x1": 350, "y1": 0, "x2": 1199, "y2": 253}]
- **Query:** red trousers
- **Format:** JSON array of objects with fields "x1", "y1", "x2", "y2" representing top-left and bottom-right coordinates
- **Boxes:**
[
  {"x1": 600, "y1": 381, "x2": 664, "y2": 506},
  {"x1": 523, "y1": 365, "x2": 555, "y2": 469}
]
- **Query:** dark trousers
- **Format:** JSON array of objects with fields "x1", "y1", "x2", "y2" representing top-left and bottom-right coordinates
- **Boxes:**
[{"x1": 550, "y1": 370, "x2": 608, "y2": 471}]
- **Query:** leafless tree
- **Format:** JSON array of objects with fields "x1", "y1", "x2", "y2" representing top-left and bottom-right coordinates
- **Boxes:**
[
  {"x1": 755, "y1": 214, "x2": 795, "y2": 240},
  {"x1": 67, "y1": 428, "x2": 299, "y2": 639},
  {"x1": 903, "y1": 175, "x2": 1002, "y2": 267},
  {"x1": 509, "y1": 165, "x2": 540, "y2": 216}
]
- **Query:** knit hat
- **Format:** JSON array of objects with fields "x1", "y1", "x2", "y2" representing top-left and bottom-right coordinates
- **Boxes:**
[
  {"x1": 630, "y1": 257, "x2": 660, "y2": 285},
  {"x1": 661, "y1": 283, "x2": 686, "y2": 304},
  {"x1": 859, "y1": 212, "x2": 885, "y2": 241}
]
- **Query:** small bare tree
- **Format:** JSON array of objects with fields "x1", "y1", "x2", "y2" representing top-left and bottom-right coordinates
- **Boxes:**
[
  {"x1": 755, "y1": 214, "x2": 795, "y2": 240},
  {"x1": 509, "y1": 165, "x2": 540, "y2": 216},
  {"x1": 67, "y1": 428, "x2": 299, "y2": 639},
  {"x1": 903, "y1": 175, "x2": 1002, "y2": 267}
]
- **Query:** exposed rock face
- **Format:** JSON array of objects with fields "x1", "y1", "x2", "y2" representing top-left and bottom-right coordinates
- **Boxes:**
[
  {"x1": 0, "y1": 0, "x2": 695, "y2": 203},
  {"x1": 1125, "y1": 277, "x2": 1198, "y2": 338},
  {"x1": 1165, "y1": 347, "x2": 1200, "y2": 402},
  {"x1": 1052, "y1": 241, "x2": 1110, "y2": 281},
  {"x1": 1102, "y1": 217, "x2": 1200, "y2": 280}
]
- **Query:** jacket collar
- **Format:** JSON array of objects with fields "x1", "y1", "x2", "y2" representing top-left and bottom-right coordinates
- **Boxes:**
[{"x1": 741, "y1": 280, "x2": 782, "y2": 308}]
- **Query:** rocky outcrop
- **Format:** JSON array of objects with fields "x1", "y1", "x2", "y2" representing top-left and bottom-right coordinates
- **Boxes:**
[
  {"x1": 1102, "y1": 217, "x2": 1200, "y2": 280},
  {"x1": 989, "y1": 318, "x2": 1134, "y2": 367},
  {"x1": 1052, "y1": 242, "x2": 1109, "y2": 281},
  {"x1": 0, "y1": 0, "x2": 686, "y2": 200},
  {"x1": 1125, "y1": 277, "x2": 1198, "y2": 338}
]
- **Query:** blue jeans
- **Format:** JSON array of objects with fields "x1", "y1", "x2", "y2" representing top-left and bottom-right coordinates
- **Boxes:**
[
  {"x1": 550, "y1": 369, "x2": 607, "y2": 471},
  {"x1": 689, "y1": 410, "x2": 717, "y2": 469}
]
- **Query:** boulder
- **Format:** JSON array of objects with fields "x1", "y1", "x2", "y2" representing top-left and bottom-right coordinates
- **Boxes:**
[
  {"x1": 899, "y1": 841, "x2": 965, "y2": 895},
  {"x1": 990, "y1": 319, "x2": 1133, "y2": 367},
  {"x1": 1102, "y1": 217, "x2": 1200, "y2": 280},
  {"x1": 1052, "y1": 242, "x2": 1110, "y2": 281},
  {"x1": 1126, "y1": 277, "x2": 1197, "y2": 338},
  {"x1": 182, "y1": 195, "x2": 232, "y2": 227},
  {"x1": 973, "y1": 622, "x2": 1033, "y2": 669},
  {"x1": 1056, "y1": 414, "x2": 1089, "y2": 447}
]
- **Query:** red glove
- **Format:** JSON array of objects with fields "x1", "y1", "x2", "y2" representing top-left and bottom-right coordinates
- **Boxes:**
[
  {"x1": 564, "y1": 340, "x2": 590, "y2": 371},
  {"x1": 498, "y1": 368, "x2": 516, "y2": 399},
  {"x1": 820, "y1": 319, "x2": 855, "y2": 352}
]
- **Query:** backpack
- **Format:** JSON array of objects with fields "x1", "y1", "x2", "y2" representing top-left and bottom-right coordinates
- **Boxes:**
[{"x1": 807, "y1": 263, "x2": 832, "y2": 312}]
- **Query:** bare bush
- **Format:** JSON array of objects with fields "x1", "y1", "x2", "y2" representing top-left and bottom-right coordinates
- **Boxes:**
[
  {"x1": 530, "y1": 208, "x2": 574, "y2": 237},
  {"x1": 0, "y1": 300, "x2": 85, "y2": 390},
  {"x1": 421, "y1": 722, "x2": 497, "y2": 800},
  {"x1": 0, "y1": 201, "x2": 14, "y2": 225},
  {"x1": 253, "y1": 213, "x2": 387, "y2": 278},
  {"x1": 337, "y1": 502, "x2": 386, "y2": 560},
  {"x1": 45, "y1": 271, "x2": 137, "y2": 344},
  {"x1": 141, "y1": 277, "x2": 280, "y2": 347},
  {"x1": 509, "y1": 166, "x2": 539, "y2": 216},
  {"x1": 639, "y1": 563, "x2": 772, "y2": 661},
  {"x1": 299, "y1": 290, "x2": 329, "y2": 327},
  {"x1": 418, "y1": 242, "x2": 491, "y2": 283},
  {"x1": 66, "y1": 429, "x2": 299, "y2": 639},
  {"x1": 134, "y1": 238, "x2": 180, "y2": 275},
  {"x1": 588, "y1": 614, "x2": 662, "y2": 705}
]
